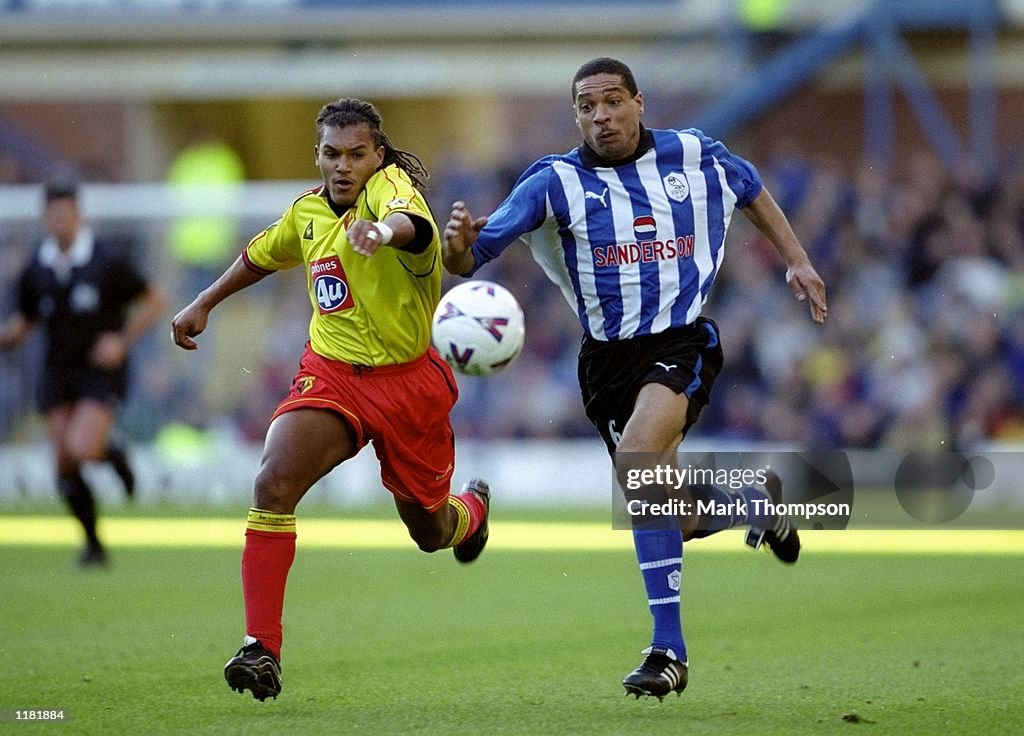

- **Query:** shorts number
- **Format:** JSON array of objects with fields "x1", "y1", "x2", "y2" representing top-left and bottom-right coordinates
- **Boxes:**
[{"x1": 607, "y1": 419, "x2": 622, "y2": 447}]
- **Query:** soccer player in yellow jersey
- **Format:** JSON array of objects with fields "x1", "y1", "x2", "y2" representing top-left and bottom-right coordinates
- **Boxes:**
[{"x1": 171, "y1": 98, "x2": 490, "y2": 702}]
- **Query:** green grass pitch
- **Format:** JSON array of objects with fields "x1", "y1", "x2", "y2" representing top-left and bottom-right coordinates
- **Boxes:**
[{"x1": 2, "y1": 515, "x2": 1023, "y2": 735}]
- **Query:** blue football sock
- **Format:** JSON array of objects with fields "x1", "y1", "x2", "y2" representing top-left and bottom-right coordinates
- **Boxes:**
[
  {"x1": 690, "y1": 484, "x2": 771, "y2": 537},
  {"x1": 632, "y1": 525, "x2": 686, "y2": 661}
]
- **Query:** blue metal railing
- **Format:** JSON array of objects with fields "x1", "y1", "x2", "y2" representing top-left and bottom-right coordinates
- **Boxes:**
[{"x1": 692, "y1": 0, "x2": 1002, "y2": 172}]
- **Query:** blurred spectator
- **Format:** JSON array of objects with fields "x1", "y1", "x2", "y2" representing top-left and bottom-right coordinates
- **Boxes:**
[{"x1": 166, "y1": 127, "x2": 246, "y2": 301}]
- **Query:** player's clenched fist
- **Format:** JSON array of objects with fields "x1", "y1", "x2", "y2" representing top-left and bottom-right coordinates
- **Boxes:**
[{"x1": 171, "y1": 303, "x2": 209, "y2": 351}]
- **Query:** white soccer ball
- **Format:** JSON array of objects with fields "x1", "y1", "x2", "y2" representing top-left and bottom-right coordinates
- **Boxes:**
[{"x1": 432, "y1": 280, "x2": 526, "y2": 376}]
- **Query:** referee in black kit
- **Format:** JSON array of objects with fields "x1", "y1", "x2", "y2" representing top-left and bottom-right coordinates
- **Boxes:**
[{"x1": 0, "y1": 179, "x2": 165, "y2": 565}]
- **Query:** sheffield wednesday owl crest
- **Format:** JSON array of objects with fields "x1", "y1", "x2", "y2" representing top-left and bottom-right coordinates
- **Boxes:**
[{"x1": 663, "y1": 172, "x2": 690, "y2": 203}]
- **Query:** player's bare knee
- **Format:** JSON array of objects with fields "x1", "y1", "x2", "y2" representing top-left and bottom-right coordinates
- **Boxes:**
[
  {"x1": 253, "y1": 467, "x2": 303, "y2": 514},
  {"x1": 63, "y1": 437, "x2": 105, "y2": 466}
]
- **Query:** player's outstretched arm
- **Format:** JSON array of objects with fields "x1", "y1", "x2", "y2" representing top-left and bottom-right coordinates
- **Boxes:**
[
  {"x1": 741, "y1": 189, "x2": 827, "y2": 325},
  {"x1": 171, "y1": 255, "x2": 266, "y2": 350},
  {"x1": 442, "y1": 201, "x2": 487, "y2": 276}
]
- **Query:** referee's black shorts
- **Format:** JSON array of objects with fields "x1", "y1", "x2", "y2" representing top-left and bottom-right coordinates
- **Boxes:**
[
  {"x1": 577, "y1": 317, "x2": 724, "y2": 456},
  {"x1": 37, "y1": 366, "x2": 129, "y2": 413}
]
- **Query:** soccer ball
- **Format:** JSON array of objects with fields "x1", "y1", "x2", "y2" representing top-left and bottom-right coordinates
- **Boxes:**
[{"x1": 432, "y1": 280, "x2": 526, "y2": 376}]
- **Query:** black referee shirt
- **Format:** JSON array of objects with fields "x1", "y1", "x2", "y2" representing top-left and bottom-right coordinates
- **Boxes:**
[{"x1": 16, "y1": 230, "x2": 149, "y2": 371}]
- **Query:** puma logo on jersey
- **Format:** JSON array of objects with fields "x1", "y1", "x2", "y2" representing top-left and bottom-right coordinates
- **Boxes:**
[
  {"x1": 655, "y1": 362, "x2": 677, "y2": 372},
  {"x1": 584, "y1": 187, "x2": 608, "y2": 207}
]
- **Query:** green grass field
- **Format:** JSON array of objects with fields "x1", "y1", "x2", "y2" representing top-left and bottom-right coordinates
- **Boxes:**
[{"x1": 2, "y1": 512, "x2": 1023, "y2": 735}]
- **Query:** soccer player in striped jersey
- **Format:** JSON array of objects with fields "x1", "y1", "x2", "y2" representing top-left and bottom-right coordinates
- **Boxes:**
[
  {"x1": 171, "y1": 99, "x2": 490, "y2": 702},
  {"x1": 443, "y1": 58, "x2": 827, "y2": 700}
]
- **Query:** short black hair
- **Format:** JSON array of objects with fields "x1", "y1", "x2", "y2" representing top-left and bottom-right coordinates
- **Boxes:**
[
  {"x1": 571, "y1": 57, "x2": 639, "y2": 101},
  {"x1": 43, "y1": 177, "x2": 79, "y2": 203}
]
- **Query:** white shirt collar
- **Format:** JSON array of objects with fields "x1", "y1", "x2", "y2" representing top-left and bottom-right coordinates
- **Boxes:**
[{"x1": 38, "y1": 227, "x2": 95, "y2": 279}]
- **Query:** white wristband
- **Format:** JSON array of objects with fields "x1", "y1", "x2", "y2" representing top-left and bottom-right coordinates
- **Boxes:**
[{"x1": 374, "y1": 222, "x2": 394, "y2": 245}]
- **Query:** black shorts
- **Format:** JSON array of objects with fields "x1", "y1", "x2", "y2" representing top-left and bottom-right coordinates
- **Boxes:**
[
  {"x1": 577, "y1": 317, "x2": 724, "y2": 455},
  {"x1": 37, "y1": 366, "x2": 128, "y2": 413}
]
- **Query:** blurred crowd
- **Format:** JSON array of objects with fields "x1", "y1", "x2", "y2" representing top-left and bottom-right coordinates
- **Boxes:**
[
  {"x1": 734, "y1": 146, "x2": 1024, "y2": 450},
  {"x1": 2, "y1": 144, "x2": 1023, "y2": 452}
]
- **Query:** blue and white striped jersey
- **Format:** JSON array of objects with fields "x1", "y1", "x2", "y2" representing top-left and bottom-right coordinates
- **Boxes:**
[{"x1": 469, "y1": 127, "x2": 762, "y2": 341}]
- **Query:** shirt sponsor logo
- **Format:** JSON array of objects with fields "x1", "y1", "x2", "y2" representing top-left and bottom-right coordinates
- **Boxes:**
[
  {"x1": 309, "y1": 256, "x2": 355, "y2": 314},
  {"x1": 633, "y1": 214, "x2": 657, "y2": 238},
  {"x1": 592, "y1": 235, "x2": 695, "y2": 267}
]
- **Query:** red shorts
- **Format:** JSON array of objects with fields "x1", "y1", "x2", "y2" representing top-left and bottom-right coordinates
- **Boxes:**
[{"x1": 272, "y1": 343, "x2": 459, "y2": 511}]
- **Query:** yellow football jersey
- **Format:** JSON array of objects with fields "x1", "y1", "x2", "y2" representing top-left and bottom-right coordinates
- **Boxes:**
[{"x1": 244, "y1": 165, "x2": 440, "y2": 366}]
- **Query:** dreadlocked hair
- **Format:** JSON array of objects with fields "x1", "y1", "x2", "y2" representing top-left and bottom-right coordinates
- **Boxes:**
[{"x1": 315, "y1": 98, "x2": 430, "y2": 189}]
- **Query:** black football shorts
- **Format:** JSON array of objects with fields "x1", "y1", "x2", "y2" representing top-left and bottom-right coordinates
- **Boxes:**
[
  {"x1": 577, "y1": 316, "x2": 724, "y2": 455},
  {"x1": 37, "y1": 365, "x2": 129, "y2": 413}
]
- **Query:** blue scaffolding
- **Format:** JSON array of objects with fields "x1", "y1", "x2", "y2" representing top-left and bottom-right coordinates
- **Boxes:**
[{"x1": 693, "y1": 0, "x2": 1002, "y2": 172}]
